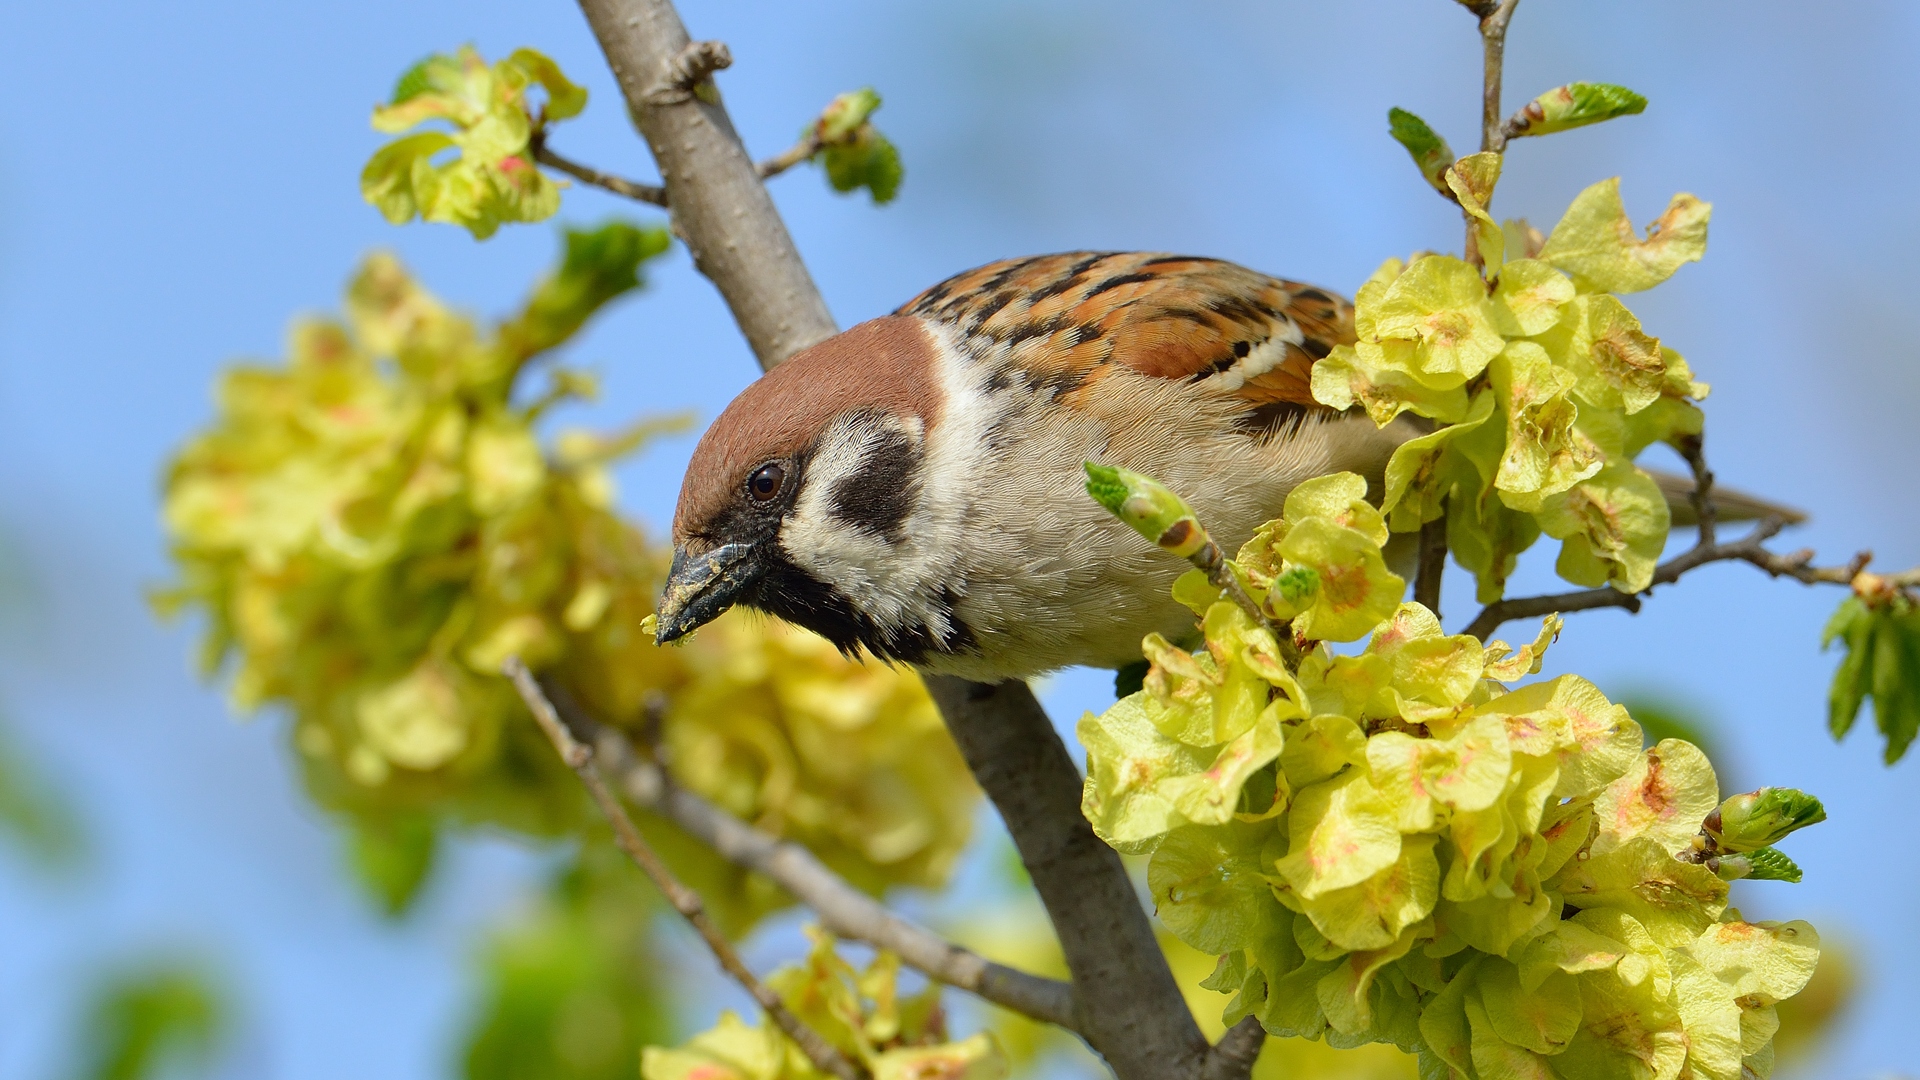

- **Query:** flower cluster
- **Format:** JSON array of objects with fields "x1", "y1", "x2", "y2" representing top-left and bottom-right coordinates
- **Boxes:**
[
  {"x1": 157, "y1": 236, "x2": 976, "y2": 921},
  {"x1": 643, "y1": 929, "x2": 1006, "y2": 1080},
  {"x1": 1080, "y1": 474, "x2": 1823, "y2": 1079},
  {"x1": 1313, "y1": 167, "x2": 1712, "y2": 601}
]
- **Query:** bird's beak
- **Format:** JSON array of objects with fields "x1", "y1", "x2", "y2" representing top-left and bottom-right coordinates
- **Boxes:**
[{"x1": 655, "y1": 542, "x2": 763, "y2": 644}]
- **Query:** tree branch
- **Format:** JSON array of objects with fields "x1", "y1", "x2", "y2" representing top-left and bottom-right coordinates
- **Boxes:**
[
  {"x1": 576, "y1": 3, "x2": 1213, "y2": 1077},
  {"x1": 1415, "y1": 514, "x2": 1448, "y2": 615},
  {"x1": 1676, "y1": 433, "x2": 1717, "y2": 549},
  {"x1": 531, "y1": 137, "x2": 668, "y2": 207},
  {"x1": 758, "y1": 133, "x2": 823, "y2": 180},
  {"x1": 532, "y1": 677, "x2": 1080, "y2": 1030},
  {"x1": 922, "y1": 677, "x2": 1211, "y2": 1079},
  {"x1": 1458, "y1": 515, "x2": 1899, "y2": 641},
  {"x1": 1476, "y1": 0, "x2": 1523, "y2": 155},
  {"x1": 503, "y1": 658, "x2": 867, "y2": 1080},
  {"x1": 1200, "y1": 1018, "x2": 1266, "y2": 1080},
  {"x1": 574, "y1": 1, "x2": 835, "y2": 366}
]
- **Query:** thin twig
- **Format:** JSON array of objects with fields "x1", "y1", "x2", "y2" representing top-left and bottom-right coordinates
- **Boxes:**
[
  {"x1": 1415, "y1": 515, "x2": 1448, "y2": 615},
  {"x1": 504, "y1": 658, "x2": 868, "y2": 1080},
  {"x1": 757, "y1": 133, "x2": 822, "y2": 180},
  {"x1": 1677, "y1": 433, "x2": 1717, "y2": 549},
  {"x1": 533, "y1": 678, "x2": 1080, "y2": 1030},
  {"x1": 1477, "y1": 0, "x2": 1523, "y2": 155},
  {"x1": 531, "y1": 138, "x2": 669, "y2": 207},
  {"x1": 1458, "y1": 515, "x2": 1910, "y2": 641}
]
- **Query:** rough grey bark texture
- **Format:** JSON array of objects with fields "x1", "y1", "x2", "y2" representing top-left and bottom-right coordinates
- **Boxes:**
[{"x1": 575, "y1": 0, "x2": 835, "y2": 367}]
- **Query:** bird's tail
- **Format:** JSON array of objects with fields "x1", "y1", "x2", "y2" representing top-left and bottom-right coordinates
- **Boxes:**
[{"x1": 1644, "y1": 468, "x2": 1807, "y2": 526}]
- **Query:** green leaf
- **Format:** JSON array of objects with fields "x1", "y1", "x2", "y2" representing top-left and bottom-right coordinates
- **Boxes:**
[
  {"x1": 1823, "y1": 596, "x2": 1875, "y2": 740},
  {"x1": 1821, "y1": 592, "x2": 1920, "y2": 762},
  {"x1": 500, "y1": 220, "x2": 672, "y2": 362},
  {"x1": 360, "y1": 131, "x2": 456, "y2": 225},
  {"x1": 72, "y1": 963, "x2": 226, "y2": 1080},
  {"x1": 348, "y1": 813, "x2": 438, "y2": 918},
  {"x1": 0, "y1": 719, "x2": 85, "y2": 870},
  {"x1": 1507, "y1": 82, "x2": 1647, "y2": 139},
  {"x1": 507, "y1": 47, "x2": 588, "y2": 121},
  {"x1": 819, "y1": 129, "x2": 904, "y2": 205},
  {"x1": 1715, "y1": 847, "x2": 1804, "y2": 883},
  {"x1": 809, "y1": 89, "x2": 903, "y2": 205},
  {"x1": 391, "y1": 56, "x2": 437, "y2": 104},
  {"x1": 472, "y1": 849, "x2": 676, "y2": 1080},
  {"x1": 362, "y1": 46, "x2": 575, "y2": 238},
  {"x1": 1388, "y1": 107, "x2": 1455, "y2": 194}
]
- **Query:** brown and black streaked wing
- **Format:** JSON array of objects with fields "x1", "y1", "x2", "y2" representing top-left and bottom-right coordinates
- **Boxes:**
[{"x1": 898, "y1": 252, "x2": 1355, "y2": 428}]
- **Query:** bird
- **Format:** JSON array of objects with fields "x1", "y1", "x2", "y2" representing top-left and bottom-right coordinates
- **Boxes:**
[
  {"x1": 653, "y1": 251, "x2": 1417, "y2": 682},
  {"x1": 653, "y1": 251, "x2": 1793, "y2": 683}
]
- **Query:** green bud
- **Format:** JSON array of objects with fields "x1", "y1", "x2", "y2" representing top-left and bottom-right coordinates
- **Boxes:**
[
  {"x1": 1084, "y1": 462, "x2": 1210, "y2": 558},
  {"x1": 1276, "y1": 565, "x2": 1321, "y2": 609},
  {"x1": 1387, "y1": 107, "x2": 1454, "y2": 195},
  {"x1": 1715, "y1": 847, "x2": 1803, "y2": 884},
  {"x1": 1506, "y1": 82, "x2": 1647, "y2": 139},
  {"x1": 816, "y1": 88, "x2": 882, "y2": 143},
  {"x1": 1704, "y1": 788, "x2": 1826, "y2": 853}
]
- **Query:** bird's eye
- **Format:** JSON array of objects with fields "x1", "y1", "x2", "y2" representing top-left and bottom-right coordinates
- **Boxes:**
[{"x1": 747, "y1": 462, "x2": 787, "y2": 503}]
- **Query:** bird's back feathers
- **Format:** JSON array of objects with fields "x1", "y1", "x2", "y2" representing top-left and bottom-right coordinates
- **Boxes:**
[{"x1": 899, "y1": 251, "x2": 1353, "y2": 433}]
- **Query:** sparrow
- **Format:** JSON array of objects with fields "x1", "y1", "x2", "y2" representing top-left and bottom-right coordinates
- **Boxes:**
[
  {"x1": 654, "y1": 251, "x2": 1410, "y2": 682},
  {"x1": 653, "y1": 250, "x2": 1793, "y2": 682}
]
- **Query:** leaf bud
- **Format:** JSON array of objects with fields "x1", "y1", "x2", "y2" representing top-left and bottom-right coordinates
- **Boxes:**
[
  {"x1": 1387, "y1": 107, "x2": 1454, "y2": 196},
  {"x1": 1084, "y1": 462, "x2": 1210, "y2": 558},
  {"x1": 815, "y1": 88, "x2": 882, "y2": 143},
  {"x1": 1714, "y1": 847, "x2": 1803, "y2": 883},
  {"x1": 1506, "y1": 82, "x2": 1647, "y2": 139},
  {"x1": 1704, "y1": 787, "x2": 1826, "y2": 853}
]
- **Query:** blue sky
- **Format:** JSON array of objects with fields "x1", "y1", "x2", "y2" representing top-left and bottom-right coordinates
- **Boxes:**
[{"x1": 2, "y1": 1, "x2": 1917, "y2": 1076}]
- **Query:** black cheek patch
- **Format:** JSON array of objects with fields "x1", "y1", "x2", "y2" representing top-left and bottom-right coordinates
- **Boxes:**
[
  {"x1": 748, "y1": 555, "x2": 974, "y2": 665},
  {"x1": 828, "y1": 427, "x2": 922, "y2": 541}
]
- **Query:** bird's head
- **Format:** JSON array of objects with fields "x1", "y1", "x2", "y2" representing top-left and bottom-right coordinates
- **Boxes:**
[{"x1": 658, "y1": 316, "x2": 959, "y2": 659}]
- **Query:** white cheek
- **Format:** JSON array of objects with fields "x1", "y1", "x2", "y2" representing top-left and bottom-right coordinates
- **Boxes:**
[{"x1": 777, "y1": 415, "x2": 943, "y2": 631}]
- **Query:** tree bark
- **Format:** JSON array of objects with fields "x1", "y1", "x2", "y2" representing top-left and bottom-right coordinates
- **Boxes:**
[{"x1": 574, "y1": 0, "x2": 835, "y2": 367}]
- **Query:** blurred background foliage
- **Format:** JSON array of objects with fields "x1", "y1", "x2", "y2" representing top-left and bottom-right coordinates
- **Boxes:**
[{"x1": 3, "y1": 1, "x2": 1915, "y2": 1078}]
